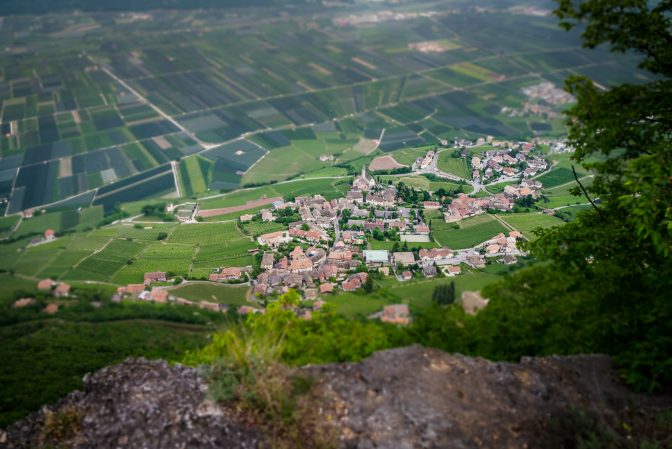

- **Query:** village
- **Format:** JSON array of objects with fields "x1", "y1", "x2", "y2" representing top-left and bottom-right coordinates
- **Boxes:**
[
  {"x1": 97, "y1": 161, "x2": 533, "y2": 323},
  {"x1": 28, "y1": 154, "x2": 541, "y2": 325},
  {"x1": 22, "y1": 138, "x2": 554, "y2": 327}
]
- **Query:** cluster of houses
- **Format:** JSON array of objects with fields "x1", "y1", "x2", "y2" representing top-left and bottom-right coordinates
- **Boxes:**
[
  {"x1": 502, "y1": 82, "x2": 575, "y2": 120},
  {"x1": 113, "y1": 270, "x2": 262, "y2": 315},
  {"x1": 247, "y1": 168, "x2": 455, "y2": 298},
  {"x1": 411, "y1": 150, "x2": 435, "y2": 171},
  {"x1": 443, "y1": 179, "x2": 544, "y2": 223},
  {"x1": 471, "y1": 146, "x2": 548, "y2": 182},
  {"x1": 37, "y1": 278, "x2": 71, "y2": 297}
]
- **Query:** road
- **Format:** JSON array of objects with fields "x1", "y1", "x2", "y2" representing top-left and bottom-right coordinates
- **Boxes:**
[
  {"x1": 91, "y1": 56, "x2": 218, "y2": 151},
  {"x1": 411, "y1": 147, "x2": 485, "y2": 195}
]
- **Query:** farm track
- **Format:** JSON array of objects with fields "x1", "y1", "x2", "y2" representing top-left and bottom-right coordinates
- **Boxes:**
[{"x1": 197, "y1": 196, "x2": 283, "y2": 218}]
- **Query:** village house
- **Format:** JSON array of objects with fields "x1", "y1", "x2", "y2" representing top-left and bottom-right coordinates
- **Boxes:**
[
  {"x1": 341, "y1": 272, "x2": 368, "y2": 291},
  {"x1": 412, "y1": 151, "x2": 435, "y2": 171},
  {"x1": 419, "y1": 248, "x2": 453, "y2": 263},
  {"x1": 44, "y1": 229, "x2": 56, "y2": 241},
  {"x1": 422, "y1": 265, "x2": 437, "y2": 278},
  {"x1": 290, "y1": 257, "x2": 313, "y2": 273},
  {"x1": 445, "y1": 265, "x2": 462, "y2": 276},
  {"x1": 239, "y1": 214, "x2": 255, "y2": 222},
  {"x1": 342, "y1": 230, "x2": 365, "y2": 245},
  {"x1": 210, "y1": 267, "x2": 243, "y2": 281},
  {"x1": 400, "y1": 271, "x2": 413, "y2": 281},
  {"x1": 13, "y1": 298, "x2": 36, "y2": 308},
  {"x1": 144, "y1": 271, "x2": 167, "y2": 285},
  {"x1": 466, "y1": 254, "x2": 486, "y2": 269},
  {"x1": 346, "y1": 190, "x2": 364, "y2": 203},
  {"x1": 364, "y1": 221, "x2": 385, "y2": 232},
  {"x1": 258, "y1": 231, "x2": 290, "y2": 248},
  {"x1": 364, "y1": 250, "x2": 390, "y2": 266},
  {"x1": 381, "y1": 304, "x2": 411, "y2": 325},
  {"x1": 352, "y1": 165, "x2": 377, "y2": 191},
  {"x1": 37, "y1": 279, "x2": 53, "y2": 290},
  {"x1": 150, "y1": 288, "x2": 169, "y2": 303},
  {"x1": 261, "y1": 252, "x2": 275, "y2": 270},
  {"x1": 43, "y1": 303, "x2": 59, "y2": 314},
  {"x1": 54, "y1": 282, "x2": 71, "y2": 298},
  {"x1": 319, "y1": 283, "x2": 334, "y2": 295},
  {"x1": 289, "y1": 227, "x2": 328, "y2": 243},
  {"x1": 261, "y1": 210, "x2": 275, "y2": 222},
  {"x1": 117, "y1": 284, "x2": 145, "y2": 298},
  {"x1": 393, "y1": 252, "x2": 416, "y2": 266},
  {"x1": 414, "y1": 223, "x2": 430, "y2": 234},
  {"x1": 303, "y1": 288, "x2": 318, "y2": 300},
  {"x1": 199, "y1": 301, "x2": 221, "y2": 313},
  {"x1": 422, "y1": 201, "x2": 441, "y2": 210},
  {"x1": 174, "y1": 297, "x2": 195, "y2": 307}
]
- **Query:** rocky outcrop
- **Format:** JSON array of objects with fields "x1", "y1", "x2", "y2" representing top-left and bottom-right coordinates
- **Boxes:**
[
  {"x1": 3, "y1": 346, "x2": 670, "y2": 449},
  {"x1": 2, "y1": 359, "x2": 262, "y2": 449}
]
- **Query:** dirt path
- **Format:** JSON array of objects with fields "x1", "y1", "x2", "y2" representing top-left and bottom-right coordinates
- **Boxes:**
[{"x1": 198, "y1": 196, "x2": 283, "y2": 218}]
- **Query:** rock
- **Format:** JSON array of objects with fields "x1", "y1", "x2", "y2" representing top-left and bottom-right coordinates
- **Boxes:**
[
  {"x1": 305, "y1": 346, "x2": 671, "y2": 449},
  {"x1": 3, "y1": 358, "x2": 262, "y2": 449},
  {"x1": 3, "y1": 347, "x2": 670, "y2": 449}
]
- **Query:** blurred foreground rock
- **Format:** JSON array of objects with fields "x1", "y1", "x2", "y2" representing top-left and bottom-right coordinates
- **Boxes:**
[{"x1": 3, "y1": 346, "x2": 670, "y2": 449}]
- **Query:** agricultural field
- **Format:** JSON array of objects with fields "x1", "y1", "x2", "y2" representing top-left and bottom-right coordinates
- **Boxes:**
[
  {"x1": 0, "y1": 3, "x2": 648, "y2": 216},
  {"x1": 198, "y1": 178, "x2": 351, "y2": 211},
  {"x1": 12, "y1": 206, "x2": 104, "y2": 238},
  {"x1": 369, "y1": 240, "x2": 439, "y2": 251},
  {"x1": 535, "y1": 167, "x2": 577, "y2": 188},
  {"x1": 381, "y1": 175, "x2": 470, "y2": 194},
  {"x1": 431, "y1": 214, "x2": 509, "y2": 249},
  {"x1": 499, "y1": 213, "x2": 565, "y2": 240},
  {"x1": 240, "y1": 220, "x2": 286, "y2": 237},
  {"x1": 325, "y1": 264, "x2": 508, "y2": 317},
  {"x1": 168, "y1": 283, "x2": 251, "y2": 306},
  {"x1": 437, "y1": 152, "x2": 471, "y2": 179}
]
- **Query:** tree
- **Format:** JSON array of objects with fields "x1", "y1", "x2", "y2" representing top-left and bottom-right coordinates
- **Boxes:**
[
  {"x1": 481, "y1": 0, "x2": 672, "y2": 391},
  {"x1": 363, "y1": 275, "x2": 374, "y2": 294},
  {"x1": 432, "y1": 282, "x2": 456, "y2": 306}
]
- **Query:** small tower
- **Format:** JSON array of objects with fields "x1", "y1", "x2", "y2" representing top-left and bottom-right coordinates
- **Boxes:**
[{"x1": 361, "y1": 164, "x2": 367, "y2": 179}]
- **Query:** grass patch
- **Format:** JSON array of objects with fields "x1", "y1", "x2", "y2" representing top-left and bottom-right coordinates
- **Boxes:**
[
  {"x1": 437, "y1": 152, "x2": 470, "y2": 179},
  {"x1": 498, "y1": 213, "x2": 565, "y2": 240},
  {"x1": 169, "y1": 283, "x2": 251, "y2": 306},
  {"x1": 431, "y1": 214, "x2": 509, "y2": 249}
]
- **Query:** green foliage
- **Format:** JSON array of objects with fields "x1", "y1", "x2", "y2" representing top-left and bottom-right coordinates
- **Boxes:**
[
  {"x1": 39, "y1": 405, "x2": 83, "y2": 448},
  {"x1": 447, "y1": 0, "x2": 672, "y2": 391},
  {"x1": 432, "y1": 282, "x2": 456, "y2": 306},
  {"x1": 0, "y1": 319, "x2": 208, "y2": 428},
  {"x1": 185, "y1": 291, "x2": 341, "y2": 448},
  {"x1": 141, "y1": 203, "x2": 176, "y2": 222}
]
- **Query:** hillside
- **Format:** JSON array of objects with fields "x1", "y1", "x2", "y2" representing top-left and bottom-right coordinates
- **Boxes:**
[{"x1": 3, "y1": 346, "x2": 670, "y2": 448}]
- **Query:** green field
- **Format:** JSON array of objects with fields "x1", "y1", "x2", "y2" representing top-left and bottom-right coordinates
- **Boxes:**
[
  {"x1": 198, "y1": 178, "x2": 351, "y2": 210},
  {"x1": 0, "y1": 220, "x2": 255, "y2": 284},
  {"x1": 12, "y1": 207, "x2": 104, "y2": 238},
  {"x1": 535, "y1": 167, "x2": 576, "y2": 188},
  {"x1": 240, "y1": 220, "x2": 286, "y2": 237},
  {"x1": 179, "y1": 155, "x2": 212, "y2": 196},
  {"x1": 437, "y1": 152, "x2": 471, "y2": 179},
  {"x1": 0, "y1": 319, "x2": 209, "y2": 427},
  {"x1": 368, "y1": 240, "x2": 439, "y2": 250},
  {"x1": 381, "y1": 175, "x2": 470, "y2": 194},
  {"x1": 431, "y1": 214, "x2": 509, "y2": 249},
  {"x1": 325, "y1": 264, "x2": 508, "y2": 317},
  {"x1": 0, "y1": 216, "x2": 20, "y2": 238},
  {"x1": 499, "y1": 213, "x2": 565, "y2": 240},
  {"x1": 169, "y1": 282, "x2": 251, "y2": 306}
]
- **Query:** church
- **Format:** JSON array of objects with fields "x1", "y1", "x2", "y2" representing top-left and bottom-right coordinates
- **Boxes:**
[{"x1": 352, "y1": 165, "x2": 376, "y2": 191}]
